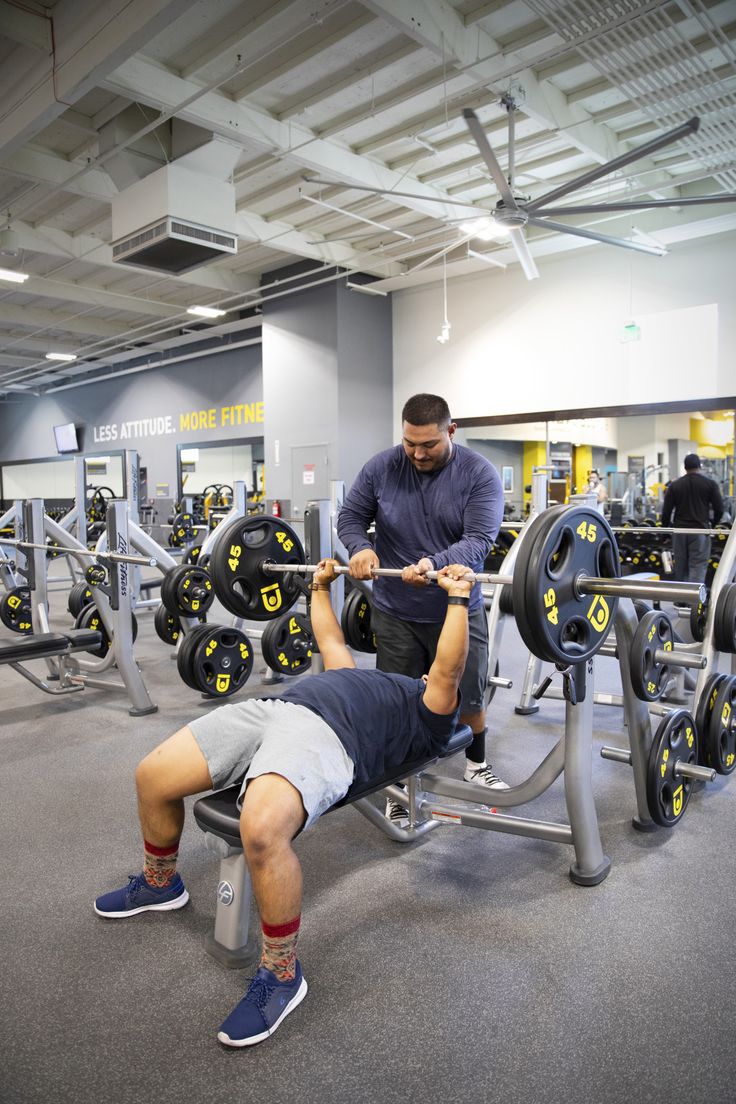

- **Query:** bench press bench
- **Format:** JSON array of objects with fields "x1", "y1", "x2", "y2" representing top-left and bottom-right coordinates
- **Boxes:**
[
  {"x1": 193, "y1": 723, "x2": 473, "y2": 967},
  {"x1": 0, "y1": 628, "x2": 104, "y2": 692}
]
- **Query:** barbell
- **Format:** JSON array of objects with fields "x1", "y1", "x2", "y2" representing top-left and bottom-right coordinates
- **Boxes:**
[
  {"x1": 207, "y1": 507, "x2": 705, "y2": 667},
  {"x1": 1, "y1": 537, "x2": 157, "y2": 568}
]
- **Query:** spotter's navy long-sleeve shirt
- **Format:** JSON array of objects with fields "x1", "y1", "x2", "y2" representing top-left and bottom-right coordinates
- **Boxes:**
[{"x1": 337, "y1": 443, "x2": 503, "y2": 622}]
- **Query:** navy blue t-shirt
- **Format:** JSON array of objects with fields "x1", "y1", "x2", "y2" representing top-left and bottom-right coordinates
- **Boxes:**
[{"x1": 279, "y1": 668, "x2": 460, "y2": 786}]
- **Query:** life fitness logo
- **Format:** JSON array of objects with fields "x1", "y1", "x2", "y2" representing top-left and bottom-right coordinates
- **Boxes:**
[{"x1": 217, "y1": 880, "x2": 234, "y2": 906}]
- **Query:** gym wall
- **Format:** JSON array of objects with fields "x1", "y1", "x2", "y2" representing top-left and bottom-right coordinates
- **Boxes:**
[
  {"x1": 391, "y1": 232, "x2": 735, "y2": 423},
  {"x1": 0, "y1": 346, "x2": 262, "y2": 495}
]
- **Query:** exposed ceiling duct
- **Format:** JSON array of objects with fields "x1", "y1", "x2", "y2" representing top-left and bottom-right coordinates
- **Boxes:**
[{"x1": 110, "y1": 136, "x2": 240, "y2": 274}]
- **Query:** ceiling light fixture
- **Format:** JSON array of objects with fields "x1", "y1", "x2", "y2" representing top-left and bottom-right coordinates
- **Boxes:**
[
  {"x1": 460, "y1": 217, "x2": 510, "y2": 241},
  {"x1": 45, "y1": 352, "x2": 77, "y2": 362},
  {"x1": 0, "y1": 267, "x2": 30, "y2": 283},
  {"x1": 187, "y1": 305, "x2": 227, "y2": 319},
  {"x1": 346, "y1": 281, "x2": 388, "y2": 297}
]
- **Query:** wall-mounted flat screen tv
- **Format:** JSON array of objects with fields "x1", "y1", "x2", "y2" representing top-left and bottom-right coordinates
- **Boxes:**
[{"x1": 53, "y1": 422, "x2": 79, "y2": 453}]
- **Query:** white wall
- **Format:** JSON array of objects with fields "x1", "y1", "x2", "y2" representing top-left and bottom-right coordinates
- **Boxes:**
[{"x1": 392, "y1": 232, "x2": 736, "y2": 423}]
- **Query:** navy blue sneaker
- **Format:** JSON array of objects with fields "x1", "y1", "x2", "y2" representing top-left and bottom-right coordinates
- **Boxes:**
[
  {"x1": 94, "y1": 873, "x2": 189, "y2": 918},
  {"x1": 217, "y1": 962, "x2": 308, "y2": 1047}
]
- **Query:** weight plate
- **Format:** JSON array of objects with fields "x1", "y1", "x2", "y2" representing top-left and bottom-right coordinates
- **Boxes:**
[
  {"x1": 706, "y1": 673, "x2": 736, "y2": 775},
  {"x1": 185, "y1": 624, "x2": 254, "y2": 697},
  {"x1": 340, "y1": 588, "x2": 377, "y2": 653},
  {"x1": 0, "y1": 586, "x2": 32, "y2": 634},
  {"x1": 168, "y1": 512, "x2": 195, "y2": 548},
  {"x1": 73, "y1": 605, "x2": 138, "y2": 657},
  {"x1": 176, "y1": 623, "x2": 211, "y2": 690},
  {"x1": 261, "y1": 612, "x2": 314, "y2": 675},
  {"x1": 694, "y1": 672, "x2": 727, "y2": 769},
  {"x1": 713, "y1": 583, "x2": 736, "y2": 654},
  {"x1": 161, "y1": 564, "x2": 214, "y2": 618},
  {"x1": 183, "y1": 545, "x2": 203, "y2": 565},
  {"x1": 498, "y1": 585, "x2": 514, "y2": 617},
  {"x1": 154, "y1": 603, "x2": 182, "y2": 646},
  {"x1": 646, "y1": 709, "x2": 698, "y2": 827},
  {"x1": 485, "y1": 658, "x2": 501, "y2": 707},
  {"x1": 690, "y1": 591, "x2": 709, "y2": 643},
  {"x1": 209, "y1": 515, "x2": 304, "y2": 621},
  {"x1": 629, "y1": 609, "x2": 674, "y2": 702},
  {"x1": 511, "y1": 505, "x2": 620, "y2": 665},
  {"x1": 68, "y1": 580, "x2": 94, "y2": 619}
]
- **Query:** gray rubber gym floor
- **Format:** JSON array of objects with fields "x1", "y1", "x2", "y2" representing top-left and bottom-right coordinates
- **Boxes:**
[{"x1": 1, "y1": 585, "x2": 734, "y2": 1104}]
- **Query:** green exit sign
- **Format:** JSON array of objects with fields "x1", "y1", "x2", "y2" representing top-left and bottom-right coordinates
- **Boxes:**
[{"x1": 621, "y1": 322, "x2": 641, "y2": 343}]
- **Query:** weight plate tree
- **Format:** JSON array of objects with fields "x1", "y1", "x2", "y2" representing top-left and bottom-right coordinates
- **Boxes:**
[
  {"x1": 511, "y1": 505, "x2": 620, "y2": 665},
  {"x1": 209, "y1": 515, "x2": 305, "y2": 621},
  {"x1": 646, "y1": 709, "x2": 698, "y2": 827},
  {"x1": 260, "y1": 612, "x2": 314, "y2": 675}
]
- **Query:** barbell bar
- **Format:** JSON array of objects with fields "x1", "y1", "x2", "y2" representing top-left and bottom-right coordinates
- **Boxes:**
[
  {"x1": 600, "y1": 744, "x2": 715, "y2": 783},
  {"x1": 1, "y1": 538, "x2": 157, "y2": 568},
  {"x1": 260, "y1": 560, "x2": 706, "y2": 607}
]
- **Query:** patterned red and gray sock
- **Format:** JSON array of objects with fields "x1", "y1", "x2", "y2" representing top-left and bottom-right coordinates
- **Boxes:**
[
  {"x1": 143, "y1": 839, "x2": 180, "y2": 888},
  {"x1": 261, "y1": 915, "x2": 301, "y2": 981}
]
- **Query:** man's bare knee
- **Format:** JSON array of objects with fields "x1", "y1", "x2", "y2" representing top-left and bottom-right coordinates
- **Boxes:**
[{"x1": 241, "y1": 806, "x2": 284, "y2": 865}]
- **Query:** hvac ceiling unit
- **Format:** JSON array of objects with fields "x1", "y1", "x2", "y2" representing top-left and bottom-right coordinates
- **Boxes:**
[{"x1": 111, "y1": 162, "x2": 237, "y2": 275}]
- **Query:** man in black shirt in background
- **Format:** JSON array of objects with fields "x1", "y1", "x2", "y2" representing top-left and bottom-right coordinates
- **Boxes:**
[{"x1": 661, "y1": 453, "x2": 724, "y2": 583}]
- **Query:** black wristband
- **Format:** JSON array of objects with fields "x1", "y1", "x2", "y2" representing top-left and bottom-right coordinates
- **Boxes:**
[{"x1": 447, "y1": 595, "x2": 470, "y2": 606}]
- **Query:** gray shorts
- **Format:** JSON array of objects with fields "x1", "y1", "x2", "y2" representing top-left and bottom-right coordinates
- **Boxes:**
[{"x1": 188, "y1": 698, "x2": 355, "y2": 829}]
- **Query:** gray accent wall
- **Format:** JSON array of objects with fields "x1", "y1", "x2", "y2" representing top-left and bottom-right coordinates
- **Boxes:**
[
  {"x1": 262, "y1": 279, "x2": 393, "y2": 511},
  {"x1": 0, "y1": 346, "x2": 262, "y2": 496}
]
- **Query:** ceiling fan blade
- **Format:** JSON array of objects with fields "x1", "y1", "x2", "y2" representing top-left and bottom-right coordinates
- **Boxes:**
[
  {"x1": 527, "y1": 216, "x2": 667, "y2": 256},
  {"x1": 533, "y1": 193, "x2": 736, "y2": 216},
  {"x1": 527, "y1": 116, "x2": 700, "y2": 213},
  {"x1": 301, "y1": 175, "x2": 485, "y2": 211},
  {"x1": 462, "y1": 108, "x2": 519, "y2": 211},
  {"x1": 508, "y1": 227, "x2": 540, "y2": 280}
]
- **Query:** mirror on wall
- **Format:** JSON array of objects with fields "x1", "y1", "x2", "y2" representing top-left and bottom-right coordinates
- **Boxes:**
[
  {"x1": 456, "y1": 407, "x2": 735, "y2": 522},
  {"x1": 176, "y1": 438, "x2": 264, "y2": 502}
]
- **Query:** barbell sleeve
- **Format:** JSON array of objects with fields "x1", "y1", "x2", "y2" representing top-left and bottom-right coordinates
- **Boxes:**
[
  {"x1": 674, "y1": 761, "x2": 716, "y2": 783},
  {"x1": 652, "y1": 649, "x2": 707, "y2": 670}
]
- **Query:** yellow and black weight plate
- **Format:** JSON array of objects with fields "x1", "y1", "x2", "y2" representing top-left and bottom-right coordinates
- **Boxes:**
[
  {"x1": 261, "y1": 612, "x2": 314, "y2": 675},
  {"x1": 629, "y1": 609, "x2": 674, "y2": 702},
  {"x1": 68, "y1": 580, "x2": 94, "y2": 619},
  {"x1": 154, "y1": 603, "x2": 182, "y2": 646},
  {"x1": 177, "y1": 623, "x2": 253, "y2": 697},
  {"x1": 161, "y1": 564, "x2": 214, "y2": 618},
  {"x1": 511, "y1": 505, "x2": 619, "y2": 665},
  {"x1": 646, "y1": 709, "x2": 698, "y2": 827},
  {"x1": 73, "y1": 605, "x2": 138, "y2": 657},
  {"x1": 705, "y1": 674, "x2": 736, "y2": 776},
  {"x1": 209, "y1": 515, "x2": 304, "y2": 621},
  {"x1": 0, "y1": 586, "x2": 32, "y2": 634},
  {"x1": 713, "y1": 583, "x2": 736, "y2": 654},
  {"x1": 168, "y1": 512, "x2": 195, "y2": 548},
  {"x1": 340, "y1": 588, "x2": 377, "y2": 653}
]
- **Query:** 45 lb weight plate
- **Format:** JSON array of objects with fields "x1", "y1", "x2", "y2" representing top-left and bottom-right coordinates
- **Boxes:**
[
  {"x1": 0, "y1": 586, "x2": 32, "y2": 634},
  {"x1": 261, "y1": 612, "x2": 314, "y2": 675},
  {"x1": 209, "y1": 515, "x2": 305, "y2": 621}
]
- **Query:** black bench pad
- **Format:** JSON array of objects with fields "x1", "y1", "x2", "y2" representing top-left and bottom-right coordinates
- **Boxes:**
[
  {"x1": 0, "y1": 629, "x2": 103, "y2": 665},
  {"x1": 193, "y1": 723, "x2": 472, "y2": 848}
]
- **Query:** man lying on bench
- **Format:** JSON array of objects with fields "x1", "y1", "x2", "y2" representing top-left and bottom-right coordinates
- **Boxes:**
[{"x1": 94, "y1": 558, "x2": 472, "y2": 1048}]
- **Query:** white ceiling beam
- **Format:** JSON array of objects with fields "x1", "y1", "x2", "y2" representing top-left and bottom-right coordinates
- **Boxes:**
[
  {"x1": 277, "y1": 40, "x2": 422, "y2": 120},
  {"x1": 0, "y1": 0, "x2": 201, "y2": 159},
  {"x1": 179, "y1": 0, "x2": 303, "y2": 80},
  {"x1": 0, "y1": 0, "x2": 52, "y2": 52},
  {"x1": 358, "y1": 0, "x2": 639, "y2": 165},
  {"x1": 100, "y1": 56, "x2": 484, "y2": 224},
  {"x1": 0, "y1": 302, "x2": 124, "y2": 339},
  {"x1": 2, "y1": 144, "x2": 119, "y2": 203},
  {"x1": 13, "y1": 274, "x2": 183, "y2": 318},
  {"x1": 234, "y1": 10, "x2": 375, "y2": 101}
]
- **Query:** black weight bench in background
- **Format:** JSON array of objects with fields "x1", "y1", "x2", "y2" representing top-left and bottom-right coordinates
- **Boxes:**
[
  {"x1": 0, "y1": 628, "x2": 104, "y2": 694},
  {"x1": 193, "y1": 724, "x2": 473, "y2": 968}
]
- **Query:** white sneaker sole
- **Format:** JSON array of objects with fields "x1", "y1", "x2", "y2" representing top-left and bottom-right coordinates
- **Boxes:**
[
  {"x1": 217, "y1": 977, "x2": 308, "y2": 1048},
  {"x1": 93, "y1": 889, "x2": 190, "y2": 918}
]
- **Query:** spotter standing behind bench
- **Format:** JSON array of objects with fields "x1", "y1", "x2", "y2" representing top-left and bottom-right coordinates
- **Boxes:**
[{"x1": 95, "y1": 558, "x2": 472, "y2": 1048}]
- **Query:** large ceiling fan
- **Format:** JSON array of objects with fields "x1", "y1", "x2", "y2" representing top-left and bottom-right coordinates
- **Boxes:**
[{"x1": 304, "y1": 99, "x2": 736, "y2": 281}]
